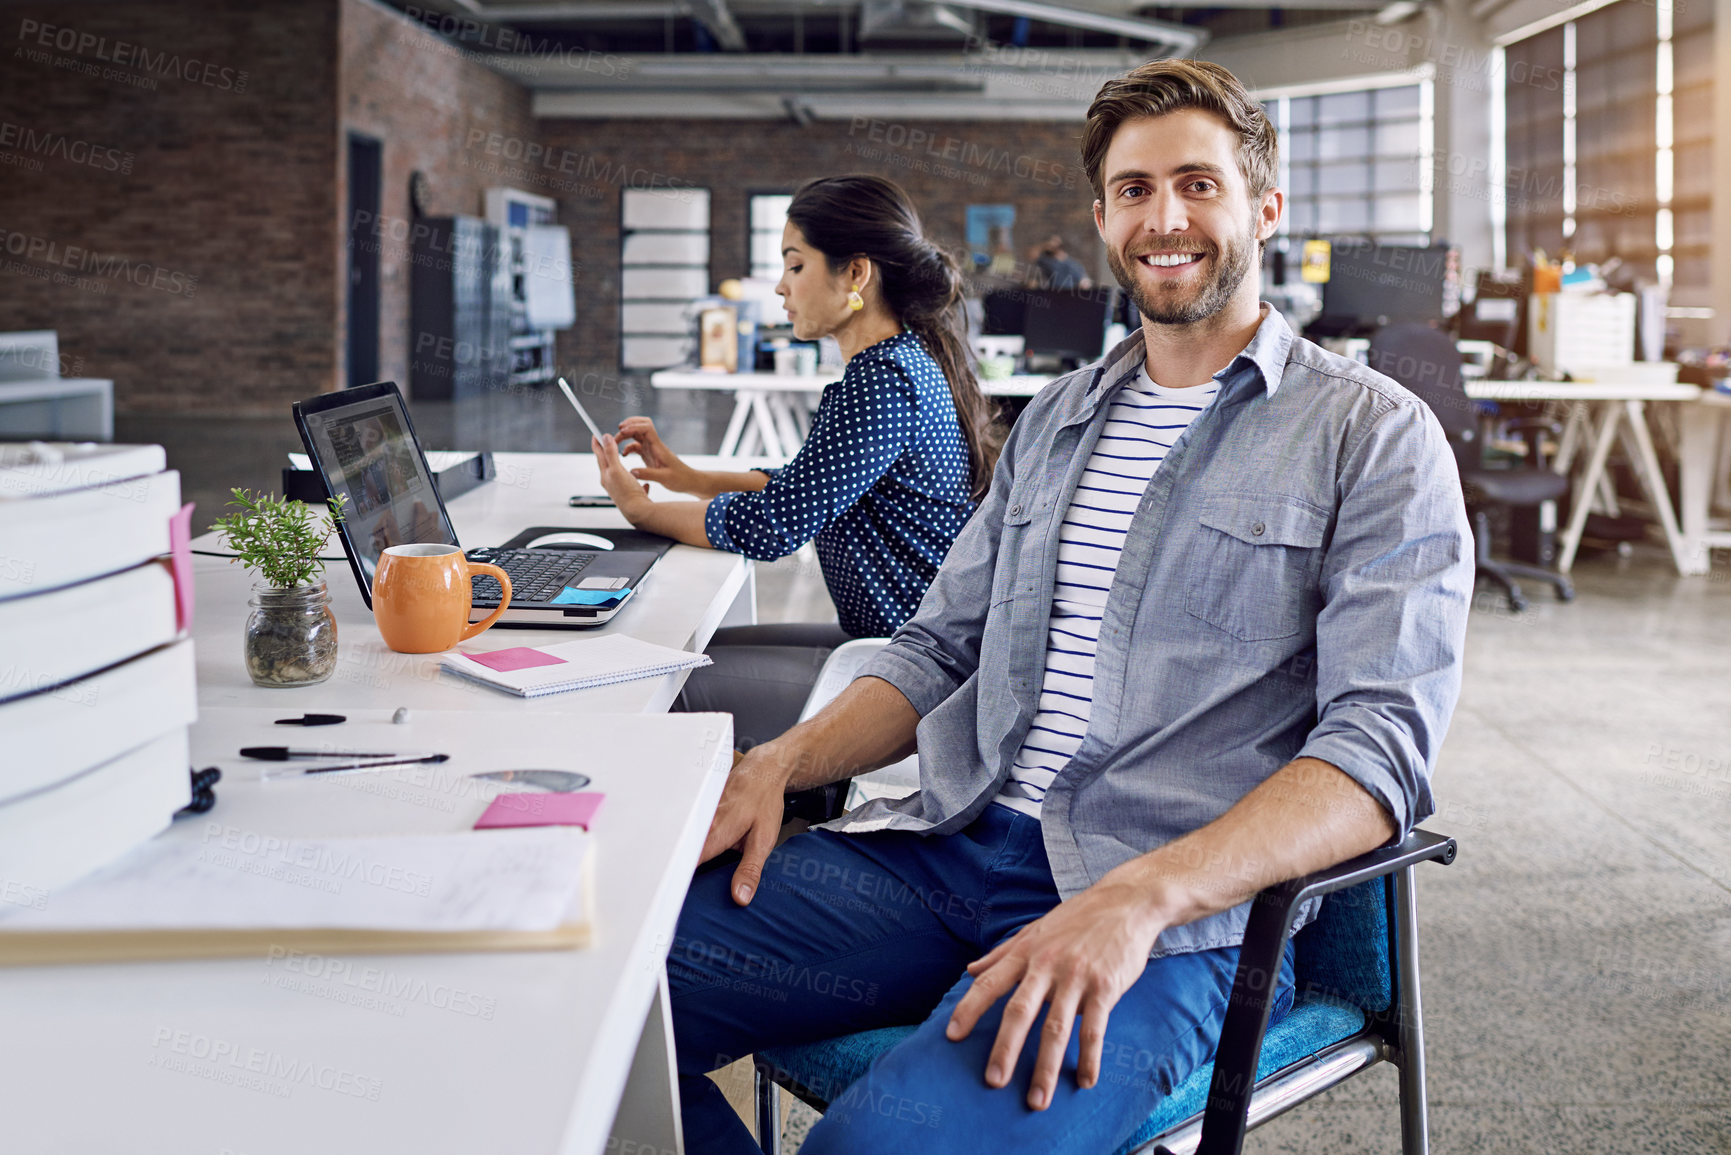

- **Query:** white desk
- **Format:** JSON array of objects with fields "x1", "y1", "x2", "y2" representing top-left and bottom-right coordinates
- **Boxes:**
[
  {"x1": 649, "y1": 369, "x2": 1051, "y2": 459},
  {"x1": 0, "y1": 706, "x2": 732, "y2": 1155},
  {"x1": 1677, "y1": 389, "x2": 1731, "y2": 571},
  {"x1": 1465, "y1": 379, "x2": 1702, "y2": 575},
  {"x1": 196, "y1": 452, "x2": 759, "y2": 713},
  {"x1": 2, "y1": 451, "x2": 758, "y2": 1155}
]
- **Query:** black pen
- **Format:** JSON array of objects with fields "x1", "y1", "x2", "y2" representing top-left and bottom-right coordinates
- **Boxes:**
[
  {"x1": 241, "y1": 746, "x2": 431, "y2": 761},
  {"x1": 260, "y1": 753, "x2": 451, "y2": 781}
]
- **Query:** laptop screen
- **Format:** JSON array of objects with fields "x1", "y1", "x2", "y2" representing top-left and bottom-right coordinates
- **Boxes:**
[{"x1": 297, "y1": 386, "x2": 457, "y2": 584}]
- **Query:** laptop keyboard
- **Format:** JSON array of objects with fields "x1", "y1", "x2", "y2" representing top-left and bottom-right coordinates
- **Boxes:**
[{"x1": 469, "y1": 548, "x2": 594, "y2": 605}]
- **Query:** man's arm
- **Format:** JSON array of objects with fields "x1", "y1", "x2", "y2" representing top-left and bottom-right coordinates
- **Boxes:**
[
  {"x1": 699, "y1": 675, "x2": 920, "y2": 906},
  {"x1": 853, "y1": 393, "x2": 1035, "y2": 713},
  {"x1": 946, "y1": 756, "x2": 1393, "y2": 1111},
  {"x1": 1300, "y1": 399, "x2": 1475, "y2": 838}
]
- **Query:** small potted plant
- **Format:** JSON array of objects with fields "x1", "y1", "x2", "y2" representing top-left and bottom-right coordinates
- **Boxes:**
[{"x1": 210, "y1": 489, "x2": 347, "y2": 688}]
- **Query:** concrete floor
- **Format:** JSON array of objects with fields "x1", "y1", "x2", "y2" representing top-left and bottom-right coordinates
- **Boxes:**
[
  {"x1": 119, "y1": 392, "x2": 1731, "y2": 1154},
  {"x1": 1248, "y1": 555, "x2": 1731, "y2": 1154}
]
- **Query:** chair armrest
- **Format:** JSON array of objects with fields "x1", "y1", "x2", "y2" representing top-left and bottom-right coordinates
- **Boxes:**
[{"x1": 1188, "y1": 829, "x2": 1456, "y2": 1155}]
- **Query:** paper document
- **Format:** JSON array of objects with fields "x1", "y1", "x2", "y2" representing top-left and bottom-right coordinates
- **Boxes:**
[
  {"x1": 443, "y1": 634, "x2": 711, "y2": 698},
  {"x1": 0, "y1": 828, "x2": 590, "y2": 933}
]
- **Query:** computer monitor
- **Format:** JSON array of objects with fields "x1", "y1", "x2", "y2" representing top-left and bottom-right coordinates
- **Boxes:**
[
  {"x1": 1022, "y1": 289, "x2": 1110, "y2": 365},
  {"x1": 980, "y1": 289, "x2": 1026, "y2": 336},
  {"x1": 1308, "y1": 240, "x2": 1452, "y2": 338},
  {"x1": 1456, "y1": 269, "x2": 1528, "y2": 356}
]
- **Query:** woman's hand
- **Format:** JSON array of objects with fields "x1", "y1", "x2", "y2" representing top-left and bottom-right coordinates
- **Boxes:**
[
  {"x1": 617, "y1": 417, "x2": 702, "y2": 495},
  {"x1": 592, "y1": 433, "x2": 652, "y2": 524}
]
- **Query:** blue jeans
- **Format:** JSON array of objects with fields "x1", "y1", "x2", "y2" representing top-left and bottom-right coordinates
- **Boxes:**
[{"x1": 669, "y1": 804, "x2": 1295, "y2": 1154}]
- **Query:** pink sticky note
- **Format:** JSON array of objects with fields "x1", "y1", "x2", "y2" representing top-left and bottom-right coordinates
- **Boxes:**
[
  {"x1": 465, "y1": 646, "x2": 567, "y2": 672},
  {"x1": 475, "y1": 792, "x2": 604, "y2": 830},
  {"x1": 169, "y1": 503, "x2": 195, "y2": 631}
]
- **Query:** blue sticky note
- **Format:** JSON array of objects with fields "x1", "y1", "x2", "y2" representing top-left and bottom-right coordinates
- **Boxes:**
[{"x1": 551, "y1": 586, "x2": 631, "y2": 607}]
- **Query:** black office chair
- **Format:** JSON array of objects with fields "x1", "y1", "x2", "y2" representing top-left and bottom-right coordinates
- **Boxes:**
[{"x1": 1367, "y1": 323, "x2": 1573, "y2": 611}]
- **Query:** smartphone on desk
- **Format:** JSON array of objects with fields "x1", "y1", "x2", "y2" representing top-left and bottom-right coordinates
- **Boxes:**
[{"x1": 569, "y1": 495, "x2": 615, "y2": 508}]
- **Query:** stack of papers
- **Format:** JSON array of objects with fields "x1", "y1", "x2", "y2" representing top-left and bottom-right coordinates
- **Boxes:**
[
  {"x1": 442, "y1": 635, "x2": 710, "y2": 698},
  {"x1": 0, "y1": 827, "x2": 593, "y2": 965}
]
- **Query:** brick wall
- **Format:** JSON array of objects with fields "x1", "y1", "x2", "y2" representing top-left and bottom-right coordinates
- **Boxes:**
[
  {"x1": 0, "y1": 7, "x2": 1104, "y2": 409},
  {"x1": 0, "y1": 0, "x2": 340, "y2": 414},
  {"x1": 0, "y1": 0, "x2": 540, "y2": 415},
  {"x1": 534, "y1": 117, "x2": 1103, "y2": 378},
  {"x1": 339, "y1": 0, "x2": 535, "y2": 392}
]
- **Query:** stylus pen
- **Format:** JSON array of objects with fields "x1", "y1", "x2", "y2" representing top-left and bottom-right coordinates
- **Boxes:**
[
  {"x1": 557, "y1": 377, "x2": 607, "y2": 443},
  {"x1": 261, "y1": 753, "x2": 451, "y2": 781}
]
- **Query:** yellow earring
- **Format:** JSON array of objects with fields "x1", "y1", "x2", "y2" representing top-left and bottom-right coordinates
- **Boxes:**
[{"x1": 847, "y1": 286, "x2": 865, "y2": 311}]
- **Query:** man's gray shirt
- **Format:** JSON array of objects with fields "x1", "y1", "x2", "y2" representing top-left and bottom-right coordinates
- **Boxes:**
[{"x1": 830, "y1": 306, "x2": 1474, "y2": 956}]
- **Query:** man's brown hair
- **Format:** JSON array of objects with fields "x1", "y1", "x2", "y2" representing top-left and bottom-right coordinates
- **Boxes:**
[{"x1": 1081, "y1": 59, "x2": 1279, "y2": 204}]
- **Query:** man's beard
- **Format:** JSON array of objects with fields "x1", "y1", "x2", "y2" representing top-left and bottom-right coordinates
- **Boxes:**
[{"x1": 1106, "y1": 221, "x2": 1257, "y2": 326}]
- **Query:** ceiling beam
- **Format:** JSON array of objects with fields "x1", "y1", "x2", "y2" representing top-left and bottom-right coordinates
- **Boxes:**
[
  {"x1": 935, "y1": 0, "x2": 1204, "y2": 48},
  {"x1": 447, "y1": 0, "x2": 745, "y2": 46}
]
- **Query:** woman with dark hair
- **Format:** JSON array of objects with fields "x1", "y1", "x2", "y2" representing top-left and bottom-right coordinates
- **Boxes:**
[{"x1": 593, "y1": 174, "x2": 999, "y2": 750}]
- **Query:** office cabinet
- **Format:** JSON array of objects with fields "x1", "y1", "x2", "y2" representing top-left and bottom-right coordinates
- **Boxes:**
[{"x1": 409, "y1": 215, "x2": 513, "y2": 400}]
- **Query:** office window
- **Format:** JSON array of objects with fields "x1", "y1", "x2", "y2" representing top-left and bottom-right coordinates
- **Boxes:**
[
  {"x1": 1502, "y1": 0, "x2": 1712, "y2": 302},
  {"x1": 1268, "y1": 82, "x2": 1432, "y2": 247},
  {"x1": 620, "y1": 188, "x2": 710, "y2": 370},
  {"x1": 1572, "y1": 2, "x2": 1658, "y2": 279},
  {"x1": 1666, "y1": 0, "x2": 1712, "y2": 307},
  {"x1": 749, "y1": 194, "x2": 794, "y2": 280},
  {"x1": 1502, "y1": 26, "x2": 1568, "y2": 264}
]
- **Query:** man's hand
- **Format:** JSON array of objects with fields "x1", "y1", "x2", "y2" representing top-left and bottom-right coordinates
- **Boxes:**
[
  {"x1": 616, "y1": 417, "x2": 700, "y2": 494},
  {"x1": 699, "y1": 743, "x2": 797, "y2": 906},
  {"x1": 945, "y1": 863, "x2": 1172, "y2": 1111},
  {"x1": 944, "y1": 757, "x2": 1396, "y2": 1112}
]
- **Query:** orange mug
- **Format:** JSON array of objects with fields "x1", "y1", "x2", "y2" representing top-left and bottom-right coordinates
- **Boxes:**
[{"x1": 373, "y1": 544, "x2": 512, "y2": 654}]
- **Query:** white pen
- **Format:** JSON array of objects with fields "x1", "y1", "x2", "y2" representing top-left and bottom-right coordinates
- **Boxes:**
[{"x1": 557, "y1": 376, "x2": 607, "y2": 444}]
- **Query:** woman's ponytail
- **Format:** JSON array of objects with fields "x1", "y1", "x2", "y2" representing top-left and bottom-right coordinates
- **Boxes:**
[{"x1": 898, "y1": 244, "x2": 1000, "y2": 501}]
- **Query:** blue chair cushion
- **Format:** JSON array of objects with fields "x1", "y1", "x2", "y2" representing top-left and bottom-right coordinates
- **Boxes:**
[
  {"x1": 1112, "y1": 995, "x2": 1368, "y2": 1154},
  {"x1": 758, "y1": 994, "x2": 1368, "y2": 1153},
  {"x1": 1295, "y1": 879, "x2": 1391, "y2": 1013}
]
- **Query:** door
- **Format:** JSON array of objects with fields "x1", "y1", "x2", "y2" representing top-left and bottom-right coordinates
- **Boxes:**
[{"x1": 347, "y1": 134, "x2": 382, "y2": 389}]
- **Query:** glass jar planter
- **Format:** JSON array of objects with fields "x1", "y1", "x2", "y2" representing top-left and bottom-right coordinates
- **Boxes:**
[{"x1": 244, "y1": 581, "x2": 337, "y2": 687}]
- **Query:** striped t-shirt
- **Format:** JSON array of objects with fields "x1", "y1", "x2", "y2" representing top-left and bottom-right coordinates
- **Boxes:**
[{"x1": 993, "y1": 367, "x2": 1221, "y2": 820}]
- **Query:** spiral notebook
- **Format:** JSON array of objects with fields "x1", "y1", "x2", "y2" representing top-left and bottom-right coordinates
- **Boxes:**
[{"x1": 441, "y1": 635, "x2": 711, "y2": 698}]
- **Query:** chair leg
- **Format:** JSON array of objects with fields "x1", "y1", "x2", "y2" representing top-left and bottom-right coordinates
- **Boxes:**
[
  {"x1": 1470, "y1": 511, "x2": 1523, "y2": 612},
  {"x1": 1494, "y1": 558, "x2": 1574, "y2": 602},
  {"x1": 1472, "y1": 509, "x2": 1574, "y2": 608},
  {"x1": 1475, "y1": 561, "x2": 1527, "y2": 612},
  {"x1": 754, "y1": 1064, "x2": 782, "y2": 1155},
  {"x1": 1392, "y1": 867, "x2": 1430, "y2": 1155}
]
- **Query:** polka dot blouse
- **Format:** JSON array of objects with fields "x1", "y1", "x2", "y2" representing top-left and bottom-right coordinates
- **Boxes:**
[{"x1": 704, "y1": 331, "x2": 976, "y2": 638}]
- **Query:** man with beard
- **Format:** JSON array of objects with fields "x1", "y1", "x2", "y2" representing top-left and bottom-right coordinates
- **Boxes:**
[{"x1": 668, "y1": 58, "x2": 1474, "y2": 1154}]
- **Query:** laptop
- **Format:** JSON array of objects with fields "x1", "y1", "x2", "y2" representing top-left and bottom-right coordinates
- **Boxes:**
[{"x1": 293, "y1": 381, "x2": 663, "y2": 628}]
